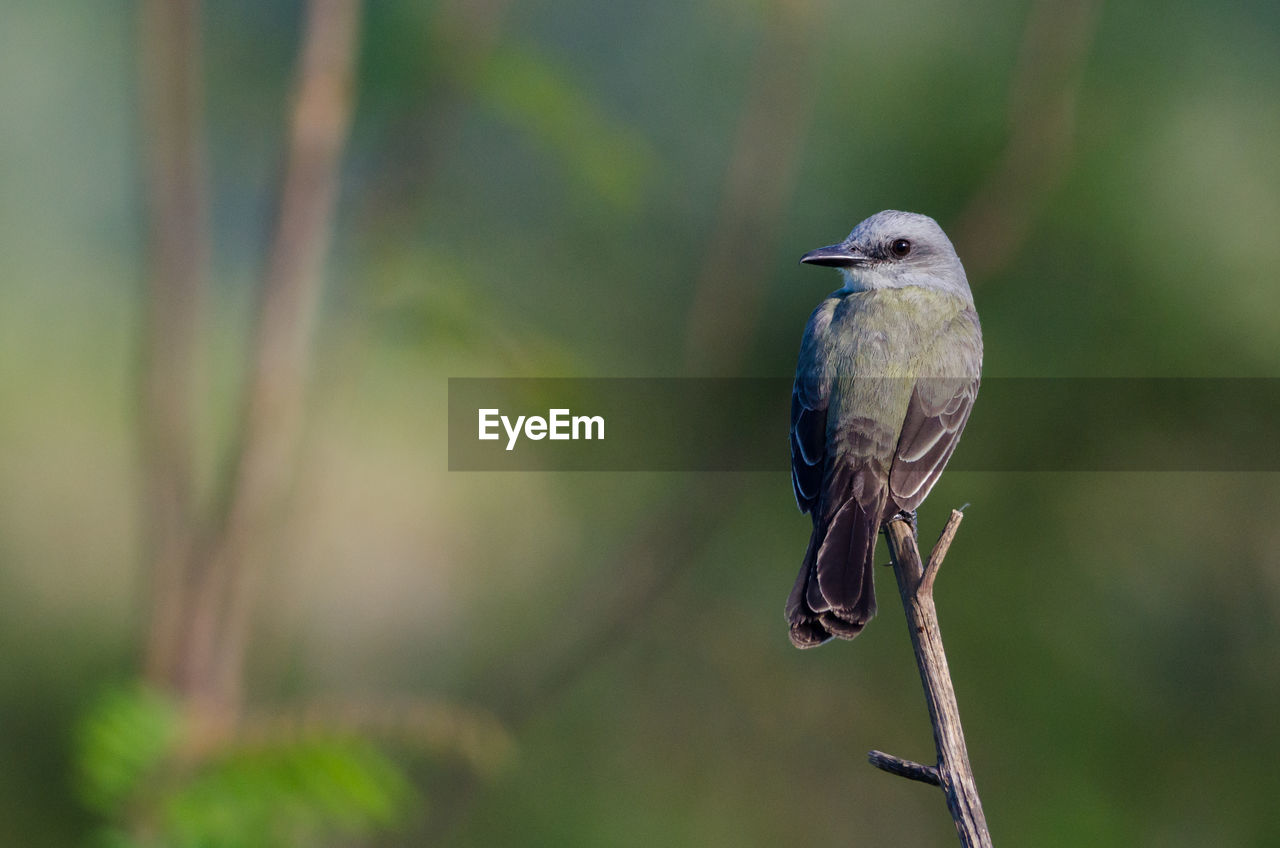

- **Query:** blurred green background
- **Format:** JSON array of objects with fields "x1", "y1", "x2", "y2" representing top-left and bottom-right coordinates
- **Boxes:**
[{"x1": 3, "y1": 0, "x2": 1280, "y2": 845}]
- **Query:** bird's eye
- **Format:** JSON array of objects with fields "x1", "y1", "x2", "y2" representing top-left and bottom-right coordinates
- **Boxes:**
[{"x1": 890, "y1": 239, "x2": 912, "y2": 258}]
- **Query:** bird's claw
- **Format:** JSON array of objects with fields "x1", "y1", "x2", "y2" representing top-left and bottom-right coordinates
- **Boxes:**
[{"x1": 888, "y1": 509, "x2": 918, "y2": 539}]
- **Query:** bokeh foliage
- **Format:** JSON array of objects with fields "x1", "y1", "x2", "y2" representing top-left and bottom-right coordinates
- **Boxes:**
[{"x1": 76, "y1": 687, "x2": 413, "y2": 848}]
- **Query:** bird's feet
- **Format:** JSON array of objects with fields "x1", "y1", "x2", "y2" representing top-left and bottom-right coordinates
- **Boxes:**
[{"x1": 887, "y1": 509, "x2": 918, "y2": 539}]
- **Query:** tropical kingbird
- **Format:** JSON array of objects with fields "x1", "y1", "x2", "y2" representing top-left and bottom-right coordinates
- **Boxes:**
[{"x1": 787, "y1": 210, "x2": 982, "y2": 648}]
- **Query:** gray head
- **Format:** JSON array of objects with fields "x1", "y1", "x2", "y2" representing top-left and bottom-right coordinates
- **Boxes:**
[{"x1": 800, "y1": 210, "x2": 971, "y2": 302}]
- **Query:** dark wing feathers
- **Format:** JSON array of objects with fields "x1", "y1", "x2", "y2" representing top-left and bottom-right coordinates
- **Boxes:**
[
  {"x1": 888, "y1": 376, "x2": 979, "y2": 511},
  {"x1": 789, "y1": 379, "x2": 827, "y2": 515},
  {"x1": 811, "y1": 489, "x2": 883, "y2": 613}
]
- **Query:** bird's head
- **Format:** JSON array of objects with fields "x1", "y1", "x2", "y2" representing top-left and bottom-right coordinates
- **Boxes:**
[{"x1": 800, "y1": 210, "x2": 971, "y2": 301}]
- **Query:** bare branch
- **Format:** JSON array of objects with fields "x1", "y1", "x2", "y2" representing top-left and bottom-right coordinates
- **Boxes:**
[
  {"x1": 868, "y1": 751, "x2": 942, "y2": 786},
  {"x1": 176, "y1": 0, "x2": 365, "y2": 713},
  {"x1": 920, "y1": 509, "x2": 965, "y2": 598},
  {"x1": 136, "y1": 0, "x2": 209, "y2": 687},
  {"x1": 880, "y1": 518, "x2": 992, "y2": 848}
]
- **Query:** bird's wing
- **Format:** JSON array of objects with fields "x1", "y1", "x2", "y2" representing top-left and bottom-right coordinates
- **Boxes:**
[
  {"x1": 888, "y1": 375, "x2": 978, "y2": 511},
  {"x1": 890, "y1": 308, "x2": 977, "y2": 514},
  {"x1": 790, "y1": 301, "x2": 835, "y2": 516},
  {"x1": 790, "y1": 382, "x2": 827, "y2": 515}
]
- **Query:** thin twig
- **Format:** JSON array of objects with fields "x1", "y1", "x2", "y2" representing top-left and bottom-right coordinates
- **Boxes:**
[
  {"x1": 877, "y1": 518, "x2": 991, "y2": 848},
  {"x1": 921, "y1": 509, "x2": 965, "y2": 598},
  {"x1": 868, "y1": 751, "x2": 941, "y2": 786}
]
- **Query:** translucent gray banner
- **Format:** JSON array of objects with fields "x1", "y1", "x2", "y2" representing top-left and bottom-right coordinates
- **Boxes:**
[{"x1": 447, "y1": 378, "x2": 1280, "y2": 471}]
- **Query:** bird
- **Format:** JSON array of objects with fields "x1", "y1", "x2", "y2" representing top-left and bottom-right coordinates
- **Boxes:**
[{"x1": 786, "y1": 210, "x2": 982, "y2": 648}]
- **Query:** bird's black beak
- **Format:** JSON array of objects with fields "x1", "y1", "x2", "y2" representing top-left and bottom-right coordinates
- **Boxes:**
[{"x1": 799, "y1": 243, "x2": 866, "y2": 268}]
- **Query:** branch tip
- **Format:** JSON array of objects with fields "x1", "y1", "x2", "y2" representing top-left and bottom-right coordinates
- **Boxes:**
[
  {"x1": 919, "y1": 509, "x2": 964, "y2": 598},
  {"x1": 868, "y1": 750, "x2": 942, "y2": 786}
]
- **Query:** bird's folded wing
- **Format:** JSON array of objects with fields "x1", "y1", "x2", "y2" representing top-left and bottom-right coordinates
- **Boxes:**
[
  {"x1": 888, "y1": 374, "x2": 979, "y2": 511},
  {"x1": 790, "y1": 377, "x2": 827, "y2": 516}
]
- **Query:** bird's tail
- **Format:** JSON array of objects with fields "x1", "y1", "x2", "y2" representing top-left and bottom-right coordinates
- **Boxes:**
[{"x1": 785, "y1": 494, "x2": 885, "y2": 648}]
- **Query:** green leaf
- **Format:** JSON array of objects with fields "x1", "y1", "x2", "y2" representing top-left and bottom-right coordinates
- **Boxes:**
[
  {"x1": 74, "y1": 685, "x2": 181, "y2": 815},
  {"x1": 163, "y1": 737, "x2": 414, "y2": 848},
  {"x1": 75, "y1": 685, "x2": 416, "y2": 848}
]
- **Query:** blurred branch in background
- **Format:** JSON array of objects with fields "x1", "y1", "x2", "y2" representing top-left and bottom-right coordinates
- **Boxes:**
[
  {"x1": 137, "y1": 0, "x2": 210, "y2": 691},
  {"x1": 683, "y1": 0, "x2": 830, "y2": 375},
  {"x1": 200, "y1": 0, "x2": 365, "y2": 716},
  {"x1": 122, "y1": 2, "x2": 454, "y2": 841},
  {"x1": 138, "y1": 0, "x2": 365, "y2": 718},
  {"x1": 129, "y1": 3, "x2": 524, "y2": 843},
  {"x1": 954, "y1": 0, "x2": 1103, "y2": 279}
]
